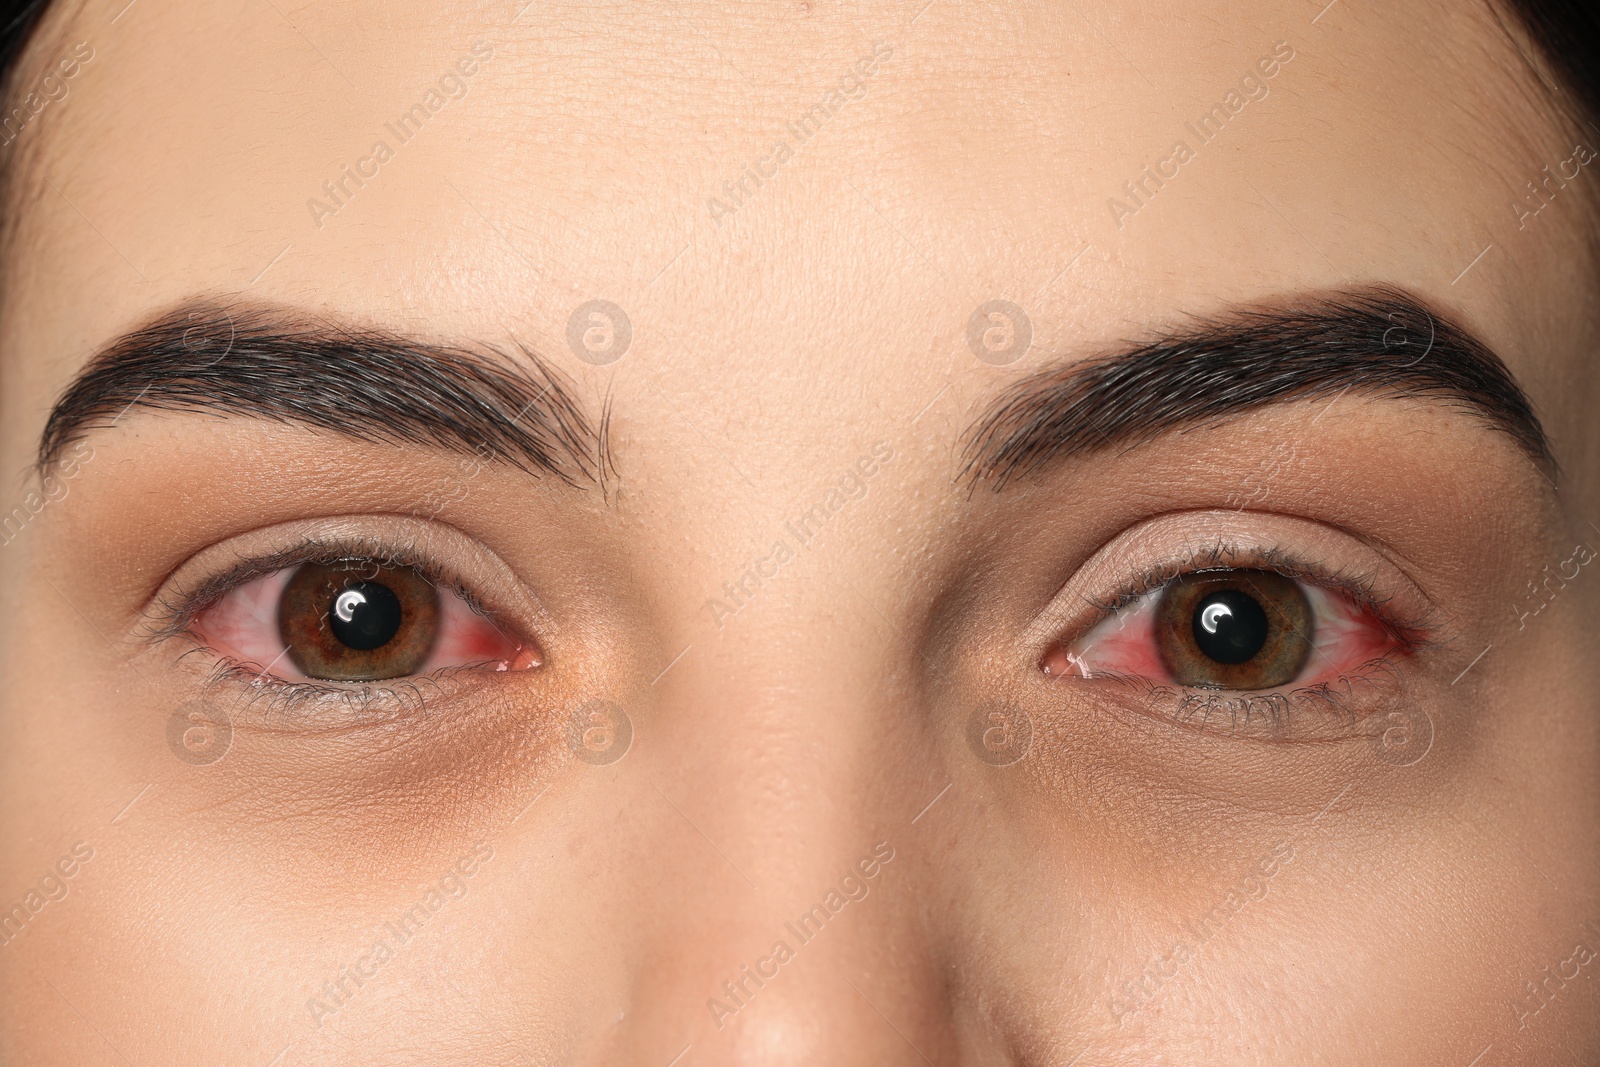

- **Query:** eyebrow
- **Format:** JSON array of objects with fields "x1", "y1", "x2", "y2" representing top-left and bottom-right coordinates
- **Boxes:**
[
  {"x1": 36, "y1": 300, "x2": 614, "y2": 489},
  {"x1": 960, "y1": 285, "x2": 1554, "y2": 488}
]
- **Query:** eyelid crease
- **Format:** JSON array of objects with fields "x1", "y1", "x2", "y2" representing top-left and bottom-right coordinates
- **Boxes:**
[
  {"x1": 1082, "y1": 541, "x2": 1435, "y2": 648},
  {"x1": 1022, "y1": 508, "x2": 1449, "y2": 658},
  {"x1": 145, "y1": 535, "x2": 489, "y2": 644},
  {"x1": 136, "y1": 513, "x2": 558, "y2": 650}
]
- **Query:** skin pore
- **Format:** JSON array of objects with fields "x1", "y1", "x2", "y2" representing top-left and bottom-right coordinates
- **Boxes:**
[{"x1": 1, "y1": 0, "x2": 1598, "y2": 1063}]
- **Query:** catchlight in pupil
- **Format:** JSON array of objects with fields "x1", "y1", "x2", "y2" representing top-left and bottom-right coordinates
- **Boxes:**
[
  {"x1": 188, "y1": 540, "x2": 546, "y2": 687},
  {"x1": 1192, "y1": 589, "x2": 1269, "y2": 664},
  {"x1": 1043, "y1": 547, "x2": 1408, "y2": 697},
  {"x1": 1154, "y1": 569, "x2": 1314, "y2": 689},
  {"x1": 329, "y1": 582, "x2": 403, "y2": 650},
  {"x1": 278, "y1": 561, "x2": 441, "y2": 681}
]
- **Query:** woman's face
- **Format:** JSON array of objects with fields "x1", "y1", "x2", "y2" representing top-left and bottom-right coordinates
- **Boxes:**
[{"x1": 1, "y1": 0, "x2": 1597, "y2": 1063}]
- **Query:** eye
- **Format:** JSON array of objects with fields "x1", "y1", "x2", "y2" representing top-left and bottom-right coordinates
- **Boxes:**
[
  {"x1": 1043, "y1": 567, "x2": 1399, "y2": 691},
  {"x1": 192, "y1": 558, "x2": 539, "y2": 683}
]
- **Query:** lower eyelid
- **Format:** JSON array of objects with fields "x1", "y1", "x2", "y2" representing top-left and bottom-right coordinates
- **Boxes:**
[
  {"x1": 1151, "y1": 672, "x2": 1404, "y2": 742},
  {"x1": 1054, "y1": 649, "x2": 1415, "y2": 744}
]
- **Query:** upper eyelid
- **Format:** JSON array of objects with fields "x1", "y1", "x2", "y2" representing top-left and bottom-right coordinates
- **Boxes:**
[
  {"x1": 147, "y1": 539, "x2": 482, "y2": 641},
  {"x1": 1080, "y1": 551, "x2": 1428, "y2": 650},
  {"x1": 1080, "y1": 551, "x2": 1442, "y2": 660},
  {"x1": 135, "y1": 514, "x2": 558, "y2": 648},
  {"x1": 1021, "y1": 508, "x2": 1445, "y2": 654},
  {"x1": 1084, "y1": 544, "x2": 1389, "y2": 618}
]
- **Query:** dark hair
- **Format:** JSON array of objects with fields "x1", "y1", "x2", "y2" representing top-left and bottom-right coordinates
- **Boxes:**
[
  {"x1": 0, "y1": 1, "x2": 48, "y2": 91},
  {"x1": 1505, "y1": 0, "x2": 1600, "y2": 126}
]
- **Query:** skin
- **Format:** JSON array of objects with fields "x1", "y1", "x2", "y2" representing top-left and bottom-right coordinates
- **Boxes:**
[{"x1": 1, "y1": 0, "x2": 1598, "y2": 1063}]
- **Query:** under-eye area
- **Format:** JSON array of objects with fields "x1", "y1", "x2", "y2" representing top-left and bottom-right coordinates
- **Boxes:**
[{"x1": 3, "y1": 0, "x2": 1599, "y2": 1062}]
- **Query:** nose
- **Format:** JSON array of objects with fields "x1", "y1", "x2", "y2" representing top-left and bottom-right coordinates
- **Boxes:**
[{"x1": 563, "y1": 620, "x2": 968, "y2": 1066}]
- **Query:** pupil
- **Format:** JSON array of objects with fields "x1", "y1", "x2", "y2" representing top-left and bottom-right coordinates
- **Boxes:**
[
  {"x1": 1191, "y1": 588, "x2": 1269, "y2": 664},
  {"x1": 327, "y1": 581, "x2": 403, "y2": 650}
]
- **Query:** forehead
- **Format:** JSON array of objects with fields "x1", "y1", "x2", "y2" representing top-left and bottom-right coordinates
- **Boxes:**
[{"x1": 0, "y1": 0, "x2": 1585, "y2": 470}]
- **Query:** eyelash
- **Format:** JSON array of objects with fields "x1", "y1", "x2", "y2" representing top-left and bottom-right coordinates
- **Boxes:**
[
  {"x1": 151, "y1": 532, "x2": 1435, "y2": 737},
  {"x1": 147, "y1": 535, "x2": 518, "y2": 729},
  {"x1": 1124, "y1": 662, "x2": 1402, "y2": 739},
  {"x1": 1085, "y1": 541, "x2": 1410, "y2": 625},
  {"x1": 1059, "y1": 539, "x2": 1440, "y2": 738}
]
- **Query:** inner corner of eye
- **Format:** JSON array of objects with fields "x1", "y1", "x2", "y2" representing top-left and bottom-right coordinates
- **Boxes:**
[
  {"x1": 1040, "y1": 643, "x2": 1090, "y2": 679},
  {"x1": 1041, "y1": 598, "x2": 1162, "y2": 682}
]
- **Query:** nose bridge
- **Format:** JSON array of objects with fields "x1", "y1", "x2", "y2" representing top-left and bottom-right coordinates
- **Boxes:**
[{"x1": 607, "y1": 612, "x2": 955, "y2": 1065}]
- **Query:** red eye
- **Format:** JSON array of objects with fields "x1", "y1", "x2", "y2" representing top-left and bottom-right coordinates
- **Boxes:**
[
  {"x1": 1042, "y1": 568, "x2": 1398, "y2": 691},
  {"x1": 192, "y1": 560, "x2": 539, "y2": 683}
]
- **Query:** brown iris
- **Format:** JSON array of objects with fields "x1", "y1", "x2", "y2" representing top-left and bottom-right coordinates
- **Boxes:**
[
  {"x1": 1155, "y1": 570, "x2": 1313, "y2": 689},
  {"x1": 278, "y1": 562, "x2": 440, "y2": 681}
]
